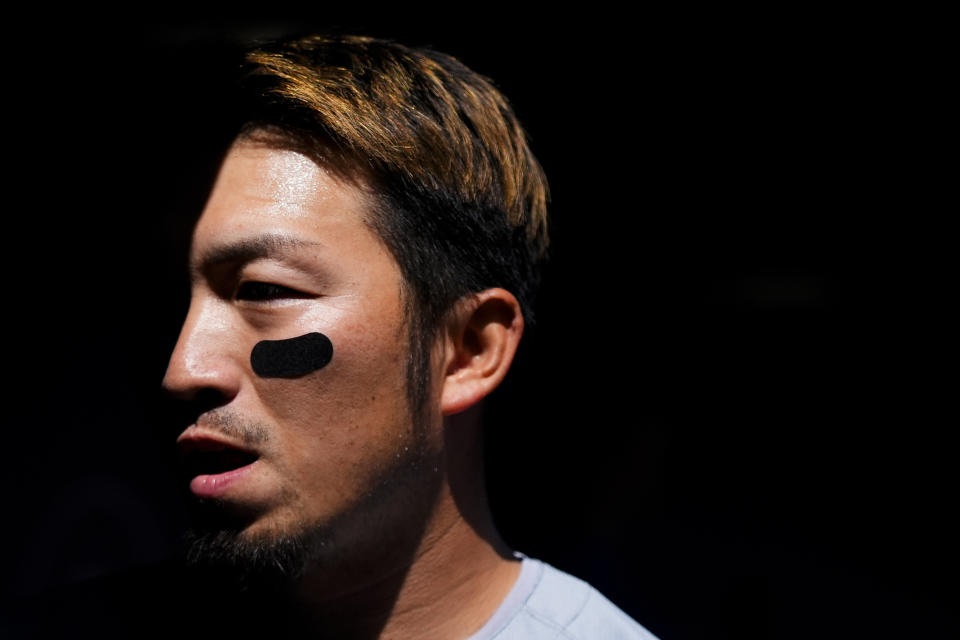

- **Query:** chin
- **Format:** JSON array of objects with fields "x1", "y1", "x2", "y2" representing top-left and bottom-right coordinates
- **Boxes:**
[{"x1": 182, "y1": 509, "x2": 330, "y2": 590}]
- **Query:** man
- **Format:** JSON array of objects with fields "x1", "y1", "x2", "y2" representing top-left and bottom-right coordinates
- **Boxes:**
[{"x1": 161, "y1": 34, "x2": 657, "y2": 639}]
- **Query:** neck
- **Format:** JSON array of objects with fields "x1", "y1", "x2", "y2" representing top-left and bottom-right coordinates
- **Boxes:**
[{"x1": 289, "y1": 406, "x2": 520, "y2": 639}]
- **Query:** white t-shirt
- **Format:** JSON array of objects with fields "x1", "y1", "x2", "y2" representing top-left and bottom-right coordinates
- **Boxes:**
[{"x1": 467, "y1": 556, "x2": 659, "y2": 639}]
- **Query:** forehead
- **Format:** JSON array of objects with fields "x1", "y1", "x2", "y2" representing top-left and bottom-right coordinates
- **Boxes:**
[{"x1": 192, "y1": 140, "x2": 374, "y2": 258}]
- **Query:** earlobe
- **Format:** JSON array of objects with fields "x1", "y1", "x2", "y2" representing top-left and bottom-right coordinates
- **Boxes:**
[{"x1": 440, "y1": 289, "x2": 524, "y2": 416}]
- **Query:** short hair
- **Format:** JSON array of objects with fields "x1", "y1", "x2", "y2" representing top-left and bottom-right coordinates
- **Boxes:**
[{"x1": 234, "y1": 34, "x2": 550, "y2": 413}]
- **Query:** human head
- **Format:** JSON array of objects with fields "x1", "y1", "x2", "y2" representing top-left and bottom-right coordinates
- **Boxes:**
[
  {"x1": 163, "y1": 34, "x2": 550, "y2": 588},
  {"x1": 233, "y1": 34, "x2": 550, "y2": 416}
]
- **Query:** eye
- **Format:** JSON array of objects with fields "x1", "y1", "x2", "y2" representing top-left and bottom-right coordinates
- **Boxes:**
[{"x1": 235, "y1": 281, "x2": 306, "y2": 302}]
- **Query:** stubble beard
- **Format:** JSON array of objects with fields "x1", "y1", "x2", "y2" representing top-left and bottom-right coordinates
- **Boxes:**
[{"x1": 181, "y1": 408, "x2": 443, "y2": 595}]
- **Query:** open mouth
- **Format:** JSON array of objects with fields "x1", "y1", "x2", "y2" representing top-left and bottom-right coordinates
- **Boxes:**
[
  {"x1": 182, "y1": 447, "x2": 259, "y2": 477},
  {"x1": 178, "y1": 438, "x2": 260, "y2": 498}
]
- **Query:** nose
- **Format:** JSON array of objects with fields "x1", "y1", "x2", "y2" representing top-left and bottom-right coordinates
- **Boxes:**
[{"x1": 162, "y1": 294, "x2": 244, "y2": 407}]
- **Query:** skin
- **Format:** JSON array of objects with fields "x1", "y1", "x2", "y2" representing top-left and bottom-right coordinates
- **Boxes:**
[{"x1": 163, "y1": 136, "x2": 525, "y2": 639}]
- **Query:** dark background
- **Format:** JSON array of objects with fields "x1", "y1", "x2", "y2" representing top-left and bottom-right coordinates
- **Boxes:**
[{"x1": 2, "y1": 10, "x2": 953, "y2": 639}]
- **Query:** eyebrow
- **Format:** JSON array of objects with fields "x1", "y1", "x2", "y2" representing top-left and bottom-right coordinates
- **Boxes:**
[{"x1": 192, "y1": 234, "x2": 324, "y2": 276}]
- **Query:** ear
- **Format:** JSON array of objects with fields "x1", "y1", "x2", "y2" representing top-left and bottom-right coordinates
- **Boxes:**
[{"x1": 440, "y1": 288, "x2": 525, "y2": 416}]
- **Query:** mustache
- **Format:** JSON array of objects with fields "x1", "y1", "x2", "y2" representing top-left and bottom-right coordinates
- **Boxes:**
[{"x1": 196, "y1": 409, "x2": 271, "y2": 447}]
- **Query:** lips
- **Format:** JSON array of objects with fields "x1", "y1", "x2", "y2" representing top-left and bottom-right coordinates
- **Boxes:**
[{"x1": 178, "y1": 432, "x2": 260, "y2": 498}]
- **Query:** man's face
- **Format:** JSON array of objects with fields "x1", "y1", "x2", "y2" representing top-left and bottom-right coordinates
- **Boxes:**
[{"x1": 163, "y1": 138, "x2": 440, "y2": 575}]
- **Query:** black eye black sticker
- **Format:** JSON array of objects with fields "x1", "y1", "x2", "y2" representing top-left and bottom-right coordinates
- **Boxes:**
[{"x1": 250, "y1": 332, "x2": 334, "y2": 378}]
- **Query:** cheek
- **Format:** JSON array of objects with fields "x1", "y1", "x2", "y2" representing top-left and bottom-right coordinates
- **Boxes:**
[
  {"x1": 250, "y1": 283, "x2": 411, "y2": 452},
  {"x1": 254, "y1": 323, "x2": 410, "y2": 438},
  {"x1": 254, "y1": 331, "x2": 413, "y2": 501}
]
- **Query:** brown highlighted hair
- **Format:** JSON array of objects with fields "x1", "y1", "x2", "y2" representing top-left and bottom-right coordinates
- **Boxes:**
[{"x1": 236, "y1": 34, "x2": 549, "y2": 411}]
